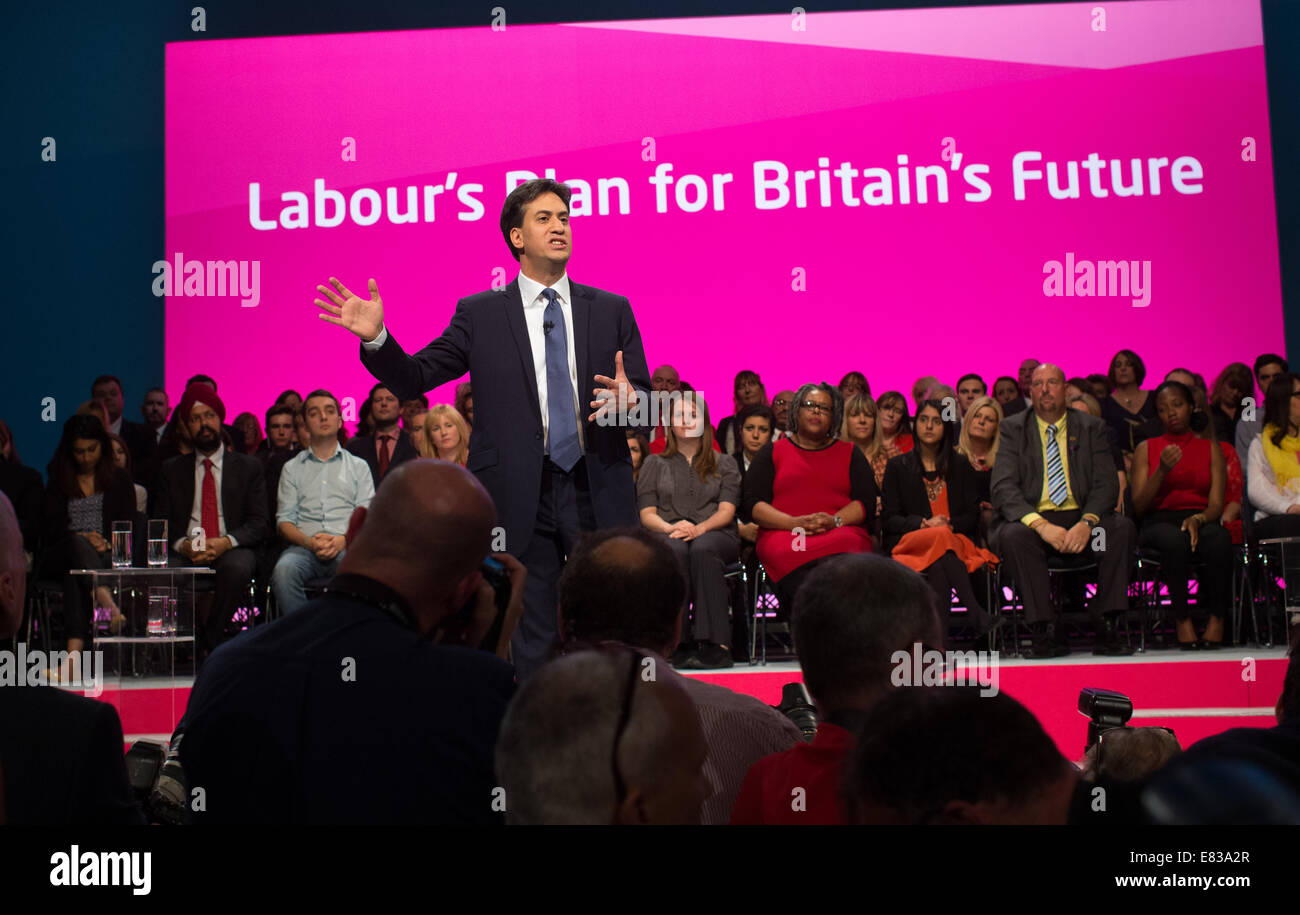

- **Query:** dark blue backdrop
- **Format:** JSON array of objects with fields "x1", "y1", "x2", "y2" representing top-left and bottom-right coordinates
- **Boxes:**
[{"x1": 3, "y1": 0, "x2": 1297, "y2": 476}]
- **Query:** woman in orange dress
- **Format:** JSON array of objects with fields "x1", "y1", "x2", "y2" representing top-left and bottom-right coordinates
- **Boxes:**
[{"x1": 883, "y1": 399, "x2": 999, "y2": 637}]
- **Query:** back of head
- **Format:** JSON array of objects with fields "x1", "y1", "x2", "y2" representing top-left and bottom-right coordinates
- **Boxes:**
[
  {"x1": 558, "y1": 527, "x2": 685, "y2": 653},
  {"x1": 791, "y1": 554, "x2": 942, "y2": 712},
  {"x1": 846, "y1": 687, "x2": 1072, "y2": 824},
  {"x1": 340, "y1": 459, "x2": 494, "y2": 602},
  {"x1": 495, "y1": 649, "x2": 697, "y2": 824},
  {"x1": 1082, "y1": 726, "x2": 1182, "y2": 782}
]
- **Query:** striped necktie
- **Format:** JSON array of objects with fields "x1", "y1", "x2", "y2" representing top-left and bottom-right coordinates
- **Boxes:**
[{"x1": 1045, "y1": 422, "x2": 1069, "y2": 506}]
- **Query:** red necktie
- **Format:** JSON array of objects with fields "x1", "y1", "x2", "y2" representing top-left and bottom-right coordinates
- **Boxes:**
[
  {"x1": 378, "y1": 434, "x2": 392, "y2": 478},
  {"x1": 201, "y1": 458, "x2": 219, "y2": 540}
]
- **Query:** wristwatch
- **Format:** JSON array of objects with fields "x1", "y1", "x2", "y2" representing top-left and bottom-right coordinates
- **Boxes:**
[
  {"x1": 1083, "y1": 517, "x2": 1098, "y2": 529},
  {"x1": 834, "y1": 515, "x2": 843, "y2": 528}
]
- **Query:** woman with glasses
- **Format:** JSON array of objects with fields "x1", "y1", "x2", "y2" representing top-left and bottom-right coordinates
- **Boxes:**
[
  {"x1": 1101, "y1": 348, "x2": 1157, "y2": 462},
  {"x1": 741, "y1": 383, "x2": 876, "y2": 609},
  {"x1": 883, "y1": 400, "x2": 999, "y2": 636},
  {"x1": 1246, "y1": 371, "x2": 1300, "y2": 539},
  {"x1": 637, "y1": 392, "x2": 742, "y2": 669},
  {"x1": 1131, "y1": 381, "x2": 1231, "y2": 649}
]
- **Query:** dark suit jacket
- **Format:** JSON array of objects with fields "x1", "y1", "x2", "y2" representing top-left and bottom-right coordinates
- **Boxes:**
[
  {"x1": 151, "y1": 448, "x2": 268, "y2": 549},
  {"x1": 881, "y1": 449, "x2": 981, "y2": 553},
  {"x1": 181, "y1": 575, "x2": 516, "y2": 823},
  {"x1": 0, "y1": 459, "x2": 44, "y2": 551},
  {"x1": 118, "y1": 418, "x2": 157, "y2": 485},
  {"x1": 346, "y1": 432, "x2": 418, "y2": 488},
  {"x1": 990, "y1": 409, "x2": 1118, "y2": 536},
  {"x1": 359, "y1": 277, "x2": 651, "y2": 554},
  {"x1": 0, "y1": 685, "x2": 143, "y2": 824}
]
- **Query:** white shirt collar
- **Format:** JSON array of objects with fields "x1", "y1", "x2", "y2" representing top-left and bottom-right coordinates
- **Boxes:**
[
  {"x1": 517, "y1": 271, "x2": 570, "y2": 308},
  {"x1": 196, "y1": 442, "x2": 225, "y2": 469}
]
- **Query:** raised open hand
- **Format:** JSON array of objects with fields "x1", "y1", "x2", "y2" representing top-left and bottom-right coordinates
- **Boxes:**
[{"x1": 316, "y1": 277, "x2": 384, "y2": 342}]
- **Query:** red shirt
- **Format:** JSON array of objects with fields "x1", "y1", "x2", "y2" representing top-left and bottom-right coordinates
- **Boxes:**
[
  {"x1": 1145, "y1": 431, "x2": 1212, "y2": 512},
  {"x1": 730, "y1": 722, "x2": 853, "y2": 825}
]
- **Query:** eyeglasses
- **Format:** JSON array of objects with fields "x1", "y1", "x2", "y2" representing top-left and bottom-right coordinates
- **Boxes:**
[
  {"x1": 800, "y1": 401, "x2": 833, "y2": 415},
  {"x1": 772, "y1": 398, "x2": 791, "y2": 408}
]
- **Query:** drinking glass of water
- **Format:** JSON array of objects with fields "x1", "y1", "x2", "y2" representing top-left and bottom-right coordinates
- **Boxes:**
[
  {"x1": 148, "y1": 519, "x2": 168, "y2": 568},
  {"x1": 111, "y1": 521, "x2": 132, "y2": 569}
]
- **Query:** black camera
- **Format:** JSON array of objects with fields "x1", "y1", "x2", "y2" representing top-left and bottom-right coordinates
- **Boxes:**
[
  {"x1": 452, "y1": 556, "x2": 512, "y2": 652},
  {"x1": 1078, "y1": 686, "x2": 1133, "y2": 753}
]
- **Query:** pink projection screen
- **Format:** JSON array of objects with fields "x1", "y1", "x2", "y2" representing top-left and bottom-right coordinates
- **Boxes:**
[{"x1": 165, "y1": 0, "x2": 1283, "y2": 423}]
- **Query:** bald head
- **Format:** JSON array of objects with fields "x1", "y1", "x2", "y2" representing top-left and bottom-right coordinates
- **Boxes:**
[
  {"x1": 651, "y1": 365, "x2": 680, "y2": 393},
  {"x1": 339, "y1": 459, "x2": 496, "y2": 606},
  {"x1": 1030, "y1": 364, "x2": 1068, "y2": 422},
  {"x1": 0, "y1": 492, "x2": 25, "y2": 639}
]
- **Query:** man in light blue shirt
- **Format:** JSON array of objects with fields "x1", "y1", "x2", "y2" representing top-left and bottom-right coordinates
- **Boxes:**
[{"x1": 272, "y1": 389, "x2": 375, "y2": 613}]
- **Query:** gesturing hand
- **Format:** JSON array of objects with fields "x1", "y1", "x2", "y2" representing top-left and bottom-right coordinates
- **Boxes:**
[
  {"x1": 1158, "y1": 444, "x2": 1183, "y2": 472},
  {"x1": 316, "y1": 277, "x2": 385, "y2": 343},
  {"x1": 589, "y1": 351, "x2": 639, "y2": 423}
]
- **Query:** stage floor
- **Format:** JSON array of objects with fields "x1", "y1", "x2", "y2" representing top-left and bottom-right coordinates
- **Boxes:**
[{"x1": 81, "y1": 646, "x2": 1290, "y2": 761}]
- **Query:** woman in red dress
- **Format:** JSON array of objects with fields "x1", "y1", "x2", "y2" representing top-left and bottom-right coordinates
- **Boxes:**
[
  {"x1": 741, "y1": 383, "x2": 876, "y2": 608},
  {"x1": 1131, "y1": 381, "x2": 1230, "y2": 649}
]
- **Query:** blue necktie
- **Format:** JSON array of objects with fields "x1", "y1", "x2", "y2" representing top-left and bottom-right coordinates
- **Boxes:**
[
  {"x1": 542, "y1": 288, "x2": 581, "y2": 471},
  {"x1": 1046, "y1": 423, "x2": 1069, "y2": 506}
]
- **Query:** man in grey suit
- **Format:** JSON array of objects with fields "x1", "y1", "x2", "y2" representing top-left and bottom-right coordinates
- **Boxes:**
[{"x1": 991, "y1": 364, "x2": 1135, "y2": 658}]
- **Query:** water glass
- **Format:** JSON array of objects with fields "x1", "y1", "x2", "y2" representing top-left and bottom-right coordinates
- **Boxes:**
[
  {"x1": 147, "y1": 519, "x2": 168, "y2": 568},
  {"x1": 111, "y1": 521, "x2": 132, "y2": 569}
]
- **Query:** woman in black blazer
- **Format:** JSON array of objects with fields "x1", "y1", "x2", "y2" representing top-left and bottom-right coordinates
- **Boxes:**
[
  {"x1": 882, "y1": 400, "x2": 999, "y2": 636},
  {"x1": 40, "y1": 415, "x2": 136, "y2": 658}
]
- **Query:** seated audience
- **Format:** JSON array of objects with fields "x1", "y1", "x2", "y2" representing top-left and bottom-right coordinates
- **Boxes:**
[
  {"x1": 347, "y1": 383, "x2": 418, "y2": 487},
  {"x1": 733, "y1": 403, "x2": 776, "y2": 548},
  {"x1": 1210, "y1": 361, "x2": 1253, "y2": 446},
  {"x1": 956, "y1": 395, "x2": 1002, "y2": 500},
  {"x1": 39, "y1": 415, "x2": 134, "y2": 657},
  {"x1": 910, "y1": 375, "x2": 939, "y2": 408},
  {"x1": 152, "y1": 384, "x2": 267, "y2": 657},
  {"x1": 0, "y1": 493, "x2": 143, "y2": 825},
  {"x1": 990, "y1": 364, "x2": 1134, "y2": 658},
  {"x1": 1236, "y1": 353, "x2": 1288, "y2": 464},
  {"x1": 844, "y1": 687, "x2": 1082, "y2": 825},
  {"x1": 625, "y1": 429, "x2": 649, "y2": 482},
  {"x1": 882, "y1": 400, "x2": 998, "y2": 636},
  {"x1": 731, "y1": 554, "x2": 943, "y2": 824},
  {"x1": 716, "y1": 370, "x2": 767, "y2": 455},
  {"x1": 108, "y1": 434, "x2": 148, "y2": 513},
  {"x1": 356, "y1": 397, "x2": 375, "y2": 439},
  {"x1": 293, "y1": 411, "x2": 311, "y2": 450},
  {"x1": 141, "y1": 387, "x2": 170, "y2": 444},
  {"x1": 0, "y1": 419, "x2": 43, "y2": 556},
  {"x1": 838, "y1": 370, "x2": 870, "y2": 403},
  {"x1": 260, "y1": 404, "x2": 299, "y2": 514},
  {"x1": 841, "y1": 394, "x2": 879, "y2": 460},
  {"x1": 182, "y1": 461, "x2": 519, "y2": 823},
  {"x1": 275, "y1": 388, "x2": 303, "y2": 412},
  {"x1": 1100, "y1": 348, "x2": 1157, "y2": 461},
  {"x1": 556, "y1": 528, "x2": 800, "y2": 823},
  {"x1": 1064, "y1": 376, "x2": 1090, "y2": 402},
  {"x1": 496, "y1": 646, "x2": 707, "y2": 825},
  {"x1": 404, "y1": 409, "x2": 427, "y2": 451},
  {"x1": 399, "y1": 394, "x2": 430, "y2": 435},
  {"x1": 742, "y1": 383, "x2": 876, "y2": 609},
  {"x1": 230, "y1": 411, "x2": 263, "y2": 455},
  {"x1": 636, "y1": 392, "x2": 741, "y2": 670},
  {"x1": 455, "y1": 381, "x2": 474, "y2": 428},
  {"x1": 647, "y1": 364, "x2": 682, "y2": 445},
  {"x1": 417, "y1": 404, "x2": 470, "y2": 466},
  {"x1": 1017, "y1": 358, "x2": 1041, "y2": 407},
  {"x1": 770, "y1": 390, "x2": 795, "y2": 439},
  {"x1": 1246, "y1": 371, "x2": 1300, "y2": 539},
  {"x1": 1081, "y1": 726, "x2": 1182, "y2": 783},
  {"x1": 91, "y1": 374, "x2": 155, "y2": 482},
  {"x1": 956, "y1": 373, "x2": 986, "y2": 416},
  {"x1": 1069, "y1": 391, "x2": 1128, "y2": 514},
  {"x1": 271, "y1": 390, "x2": 375, "y2": 614},
  {"x1": 1131, "y1": 380, "x2": 1230, "y2": 649},
  {"x1": 992, "y1": 374, "x2": 1026, "y2": 416}
]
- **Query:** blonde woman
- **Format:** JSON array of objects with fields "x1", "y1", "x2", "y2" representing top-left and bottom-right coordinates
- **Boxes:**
[
  {"x1": 419, "y1": 404, "x2": 470, "y2": 466},
  {"x1": 957, "y1": 395, "x2": 1002, "y2": 535}
]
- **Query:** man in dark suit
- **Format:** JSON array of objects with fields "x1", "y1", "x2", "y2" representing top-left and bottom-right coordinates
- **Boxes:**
[
  {"x1": 180, "y1": 461, "x2": 521, "y2": 824},
  {"x1": 316, "y1": 178, "x2": 650, "y2": 678},
  {"x1": 92, "y1": 374, "x2": 156, "y2": 484},
  {"x1": 346, "y1": 382, "x2": 418, "y2": 487},
  {"x1": 990, "y1": 363, "x2": 1135, "y2": 658},
  {"x1": 152, "y1": 383, "x2": 267, "y2": 655},
  {"x1": 0, "y1": 493, "x2": 143, "y2": 825}
]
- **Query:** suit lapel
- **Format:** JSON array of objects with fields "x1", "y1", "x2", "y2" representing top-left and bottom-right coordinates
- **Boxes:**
[
  {"x1": 1025, "y1": 414, "x2": 1044, "y2": 500},
  {"x1": 1065, "y1": 411, "x2": 1082, "y2": 496},
  {"x1": 501, "y1": 278, "x2": 543, "y2": 424}
]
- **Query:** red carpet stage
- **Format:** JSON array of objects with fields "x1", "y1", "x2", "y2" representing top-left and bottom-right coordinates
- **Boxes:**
[{"x1": 88, "y1": 647, "x2": 1289, "y2": 761}]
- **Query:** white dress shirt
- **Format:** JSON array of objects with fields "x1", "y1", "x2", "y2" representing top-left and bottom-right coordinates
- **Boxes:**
[
  {"x1": 363, "y1": 271, "x2": 584, "y2": 454},
  {"x1": 176, "y1": 443, "x2": 235, "y2": 549}
]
